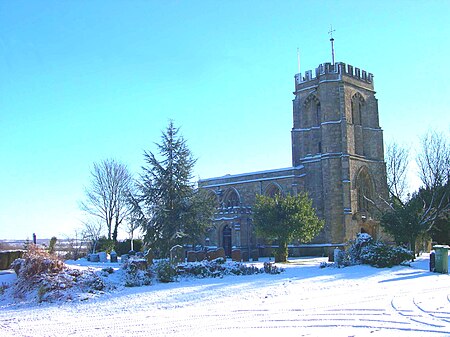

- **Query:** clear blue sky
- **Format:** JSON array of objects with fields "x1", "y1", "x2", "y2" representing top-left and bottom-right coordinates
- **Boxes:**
[{"x1": 1, "y1": 1, "x2": 449, "y2": 240}]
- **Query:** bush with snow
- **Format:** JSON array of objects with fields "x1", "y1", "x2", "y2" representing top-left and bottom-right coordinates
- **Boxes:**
[
  {"x1": 155, "y1": 259, "x2": 178, "y2": 283},
  {"x1": 9, "y1": 245, "x2": 108, "y2": 303},
  {"x1": 177, "y1": 259, "x2": 265, "y2": 278},
  {"x1": 123, "y1": 259, "x2": 152, "y2": 287},
  {"x1": 333, "y1": 233, "x2": 413, "y2": 268},
  {"x1": 360, "y1": 242, "x2": 413, "y2": 268}
]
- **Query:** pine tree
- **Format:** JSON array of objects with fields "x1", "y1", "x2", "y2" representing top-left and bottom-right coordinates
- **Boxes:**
[{"x1": 130, "y1": 121, "x2": 214, "y2": 257}]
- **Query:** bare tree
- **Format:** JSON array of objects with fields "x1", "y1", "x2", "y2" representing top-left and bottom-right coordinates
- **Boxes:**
[
  {"x1": 415, "y1": 131, "x2": 450, "y2": 231},
  {"x1": 81, "y1": 159, "x2": 133, "y2": 242},
  {"x1": 381, "y1": 131, "x2": 450, "y2": 257},
  {"x1": 82, "y1": 219, "x2": 104, "y2": 254},
  {"x1": 417, "y1": 131, "x2": 449, "y2": 190},
  {"x1": 386, "y1": 142, "x2": 410, "y2": 202}
]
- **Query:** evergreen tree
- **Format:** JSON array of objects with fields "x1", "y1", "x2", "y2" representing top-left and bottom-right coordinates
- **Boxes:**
[
  {"x1": 130, "y1": 121, "x2": 214, "y2": 257},
  {"x1": 253, "y1": 193, "x2": 324, "y2": 263}
]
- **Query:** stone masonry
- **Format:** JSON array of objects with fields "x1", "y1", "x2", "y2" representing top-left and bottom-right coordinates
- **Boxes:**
[{"x1": 199, "y1": 61, "x2": 388, "y2": 257}]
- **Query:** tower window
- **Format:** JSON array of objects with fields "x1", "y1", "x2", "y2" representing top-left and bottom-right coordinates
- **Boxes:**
[
  {"x1": 351, "y1": 93, "x2": 364, "y2": 125},
  {"x1": 316, "y1": 103, "x2": 321, "y2": 125}
]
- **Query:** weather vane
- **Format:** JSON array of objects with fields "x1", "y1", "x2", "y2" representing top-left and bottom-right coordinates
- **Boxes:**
[{"x1": 328, "y1": 25, "x2": 336, "y2": 65}]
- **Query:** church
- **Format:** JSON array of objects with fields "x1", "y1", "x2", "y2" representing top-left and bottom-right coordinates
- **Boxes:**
[{"x1": 198, "y1": 59, "x2": 389, "y2": 257}]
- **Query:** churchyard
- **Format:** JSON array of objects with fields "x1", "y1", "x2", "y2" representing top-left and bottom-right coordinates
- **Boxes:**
[{"x1": 1, "y1": 247, "x2": 450, "y2": 337}]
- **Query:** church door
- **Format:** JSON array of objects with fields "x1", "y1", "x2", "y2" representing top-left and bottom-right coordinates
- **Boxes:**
[{"x1": 222, "y1": 225, "x2": 232, "y2": 257}]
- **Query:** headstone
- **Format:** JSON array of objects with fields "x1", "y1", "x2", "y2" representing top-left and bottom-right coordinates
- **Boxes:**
[
  {"x1": 196, "y1": 251, "x2": 206, "y2": 261},
  {"x1": 110, "y1": 250, "x2": 118, "y2": 263},
  {"x1": 144, "y1": 250, "x2": 154, "y2": 265},
  {"x1": 130, "y1": 259, "x2": 148, "y2": 271},
  {"x1": 98, "y1": 251, "x2": 108, "y2": 263},
  {"x1": 90, "y1": 253, "x2": 100, "y2": 262},
  {"x1": 206, "y1": 250, "x2": 216, "y2": 261},
  {"x1": 242, "y1": 251, "x2": 249, "y2": 262},
  {"x1": 251, "y1": 249, "x2": 259, "y2": 262},
  {"x1": 333, "y1": 248, "x2": 341, "y2": 265},
  {"x1": 170, "y1": 245, "x2": 184, "y2": 264},
  {"x1": 187, "y1": 251, "x2": 197, "y2": 262},
  {"x1": 121, "y1": 254, "x2": 129, "y2": 263},
  {"x1": 231, "y1": 249, "x2": 241, "y2": 262},
  {"x1": 216, "y1": 248, "x2": 226, "y2": 259}
]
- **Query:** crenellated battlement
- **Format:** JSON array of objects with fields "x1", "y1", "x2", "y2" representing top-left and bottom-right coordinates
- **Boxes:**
[{"x1": 295, "y1": 62, "x2": 373, "y2": 86}]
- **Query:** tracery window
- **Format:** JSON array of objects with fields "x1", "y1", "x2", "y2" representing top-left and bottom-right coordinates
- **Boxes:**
[
  {"x1": 303, "y1": 94, "x2": 321, "y2": 127},
  {"x1": 223, "y1": 188, "x2": 240, "y2": 208},
  {"x1": 265, "y1": 183, "x2": 283, "y2": 198},
  {"x1": 351, "y1": 93, "x2": 364, "y2": 125},
  {"x1": 356, "y1": 167, "x2": 373, "y2": 214}
]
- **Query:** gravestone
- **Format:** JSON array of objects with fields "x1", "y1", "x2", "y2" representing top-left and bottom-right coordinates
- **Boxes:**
[
  {"x1": 129, "y1": 259, "x2": 148, "y2": 271},
  {"x1": 121, "y1": 254, "x2": 129, "y2": 263},
  {"x1": 196, "y1": 251, "x2": 206, "y2": 261},
  {"x1": 251, "y1": 249, "x2": 259, "y2": 262},
  {"x1": 110, "y1": 250, "x2": 118, "y2": 263},
  {"x1": 170, "y1": 245, "x2": 184, "y2": 264},
  {"x1": 242, "y1": 251, "x2": 249, "y2": 262},
  {"x1": 216, "y1": 248, "x2": 226, "y2": 259},
  {"x1": 333, "y1": 248, "x2": 341, "y2": 265},
  {"x1": 90, "y1": 253, "x2": 100, "y2": 262},
  {"x1": 231, "y1": 249, "x2": 241, "y2": 262},
  {"x1": 206, "y1": 250, "x2": 216, "y2": 261},
  {"x1": 144, "y1": 250, "x2": 154, "y2": 265},
  {"x1": 98, "y1": 251, "x2": 108, "y2": 263},
  {"x1": 187, "y1": 251, "x2": 197, "y2": 262}
]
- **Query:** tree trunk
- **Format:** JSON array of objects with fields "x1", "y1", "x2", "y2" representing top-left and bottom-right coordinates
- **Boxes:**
[
  {"x1": 410, "y1": 236, "x2": 417, "y2": 261},
  {"x1": 275, "y1": 240, "x2": 288, "y2": 263}
]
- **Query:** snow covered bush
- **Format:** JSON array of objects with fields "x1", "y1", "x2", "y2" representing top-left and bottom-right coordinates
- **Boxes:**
[
  {"x1": 263, "y1": 262, "x2": 284, "y2": 274},
  {"x1": 11, "y1": 245, "x2": 65, "y2": 279},
  {"x1": 334, "y1": 233, "x2": 413, "y2": 268},
  {"x1": 123, "y1": 259, "x2": 152, "y2": 287},
  {"x1": 347, "y1": 233, "x2": 373, "y2": 265},
  {"x1": 155, "y1": 259, "x2": 178, "y2": 283},
  {"x1": 177, "y1": 260, "x2": 264, "y2": 278},
  {"x1": 9, "y1": 245, "x2": 107, "y2": 302},
  {"x1": 360, "y1": 243, "x2": 413, "y2": 268}
]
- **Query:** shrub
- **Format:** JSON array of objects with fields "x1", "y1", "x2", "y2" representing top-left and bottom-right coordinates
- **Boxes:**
[
  {"x1": 48, "y1": 236, "x2": 57, "y2": 254},
  {"x1": 263, "y1": 262, "x2": 284, "y2": 274},
  {"x1": 10, "y1": 245, "x2": 107, "y2": 302},
  {"x1": 177, "y1": 260, "x2": 275, "y2": 278},
  {"x1": 360, "y1": 243, "x2": 413, "y2": 268},
  {"x1": 123, "y1": 259, "x2": 152, "y2": 287},
  {"x1": 96, "y1": 237, "x2": 115, "y2": 253},
  {"x1": 11, "y1": 245, "x2": 64, "y2": 279},
  {"x1": 335, "y1": 233, "x2": 413, "y2": 268},
  {"x1": 115, "y1": 239, "x2": 144, "y2": 256},
  {"x1": 155, "y1": 259, "x2": 178, "y2": 283}
]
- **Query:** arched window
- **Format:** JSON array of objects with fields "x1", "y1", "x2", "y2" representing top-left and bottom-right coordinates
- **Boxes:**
[
  {"x1": 316, "y1": 102, "x2": 321, "y2": 125},
  {"x1": 223, "y1": 188, "x2": 240, "y2": 208},
  {"x1": 351, "y1": 92, "x2": 364, "y2": 125},
  {"x1": 264, "y1": 183, "x2": 283, "y2": 198},
  {"x1": 303, "y1": 94, "x2": 321, "y2": 127},
  {"x1": 355, "y1": 167, "x2": 373, "y2": 214}
]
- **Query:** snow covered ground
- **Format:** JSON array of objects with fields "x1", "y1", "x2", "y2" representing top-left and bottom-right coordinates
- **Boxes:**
[{"x1": 1, "y1": 254, "x2": 450, "y2": 337}]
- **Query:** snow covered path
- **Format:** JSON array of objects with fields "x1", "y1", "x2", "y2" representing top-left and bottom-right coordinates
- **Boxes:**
[{"x1": 1, "y1": 256, "x2": 450, "y2": 336}]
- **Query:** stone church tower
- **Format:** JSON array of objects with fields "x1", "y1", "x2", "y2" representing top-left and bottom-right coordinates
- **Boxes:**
[
  {"x1": 199, "y1": 61, "x2": 388, "y2": 256},
  {"x1": 292, "y1": 62, "x2": 388, "y2": 244}
]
